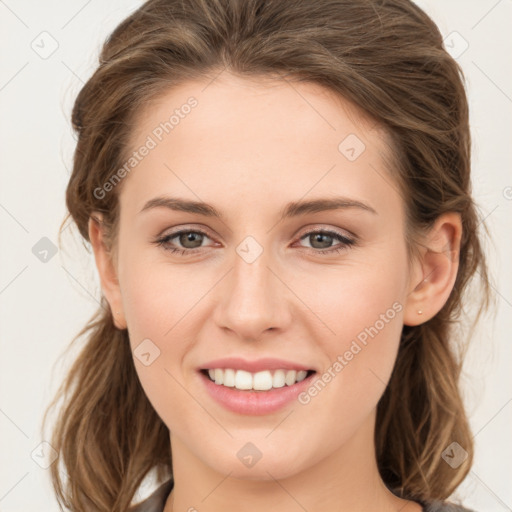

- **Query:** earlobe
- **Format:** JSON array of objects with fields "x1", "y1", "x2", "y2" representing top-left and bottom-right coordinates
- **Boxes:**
[
  {"x1": 403, "y1": 212, "x2": 462, "y2": 326},
  {"x1": 88, "y1": 213, "x2": 127, "y2": 330}
]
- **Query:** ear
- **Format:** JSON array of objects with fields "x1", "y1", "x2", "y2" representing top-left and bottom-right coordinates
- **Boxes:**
[
  {"x1": 88, "y1": 213, "x2": 127, "y2": 330},
  {"x1": 403, "y1": 212, "x2": 462, "y2": 326}
]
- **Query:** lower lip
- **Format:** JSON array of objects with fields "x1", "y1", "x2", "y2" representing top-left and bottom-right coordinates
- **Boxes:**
[{"x1": 198, "y1": 371, "x2": 316, "y2": 415}]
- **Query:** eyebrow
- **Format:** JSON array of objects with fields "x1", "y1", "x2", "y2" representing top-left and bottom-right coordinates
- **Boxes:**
[{"x1": 139, "y1": 195, "x2": 377, "y2": 219}]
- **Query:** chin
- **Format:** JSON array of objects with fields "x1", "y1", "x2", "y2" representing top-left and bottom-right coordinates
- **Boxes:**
[{"x1": 201, "y1": 442, "x2": 311, "y2": 481}]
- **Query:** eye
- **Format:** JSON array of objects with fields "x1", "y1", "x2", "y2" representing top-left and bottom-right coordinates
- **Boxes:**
[
  {"x1": 153, "y1": 228, "x2": 213, "y2": 256},
  {"x1": 295, "y1": 228, "x2": 356, "y2": 255}
]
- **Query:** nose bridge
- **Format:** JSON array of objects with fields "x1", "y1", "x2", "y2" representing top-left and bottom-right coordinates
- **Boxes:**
[{"x1": 215, "y1": 240, "x2": 289, "y2": 340}]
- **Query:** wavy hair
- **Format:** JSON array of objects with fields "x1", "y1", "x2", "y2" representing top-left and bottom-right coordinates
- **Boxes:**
[{"x1": 43, "y1": 0, "x2": 492, "y2": 510}]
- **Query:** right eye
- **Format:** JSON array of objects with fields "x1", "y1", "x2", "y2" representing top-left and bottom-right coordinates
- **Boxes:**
[{"x1": 153, "y1": 229, "x2": 214, "y2": 256}]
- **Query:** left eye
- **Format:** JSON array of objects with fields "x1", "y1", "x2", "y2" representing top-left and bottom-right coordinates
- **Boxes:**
[
  {"x1": 153, "y1": 228, "x2": 356, "y2": 256},
  {"x1": 296, "y1": 230, "x2": 356, "y2": 254}
]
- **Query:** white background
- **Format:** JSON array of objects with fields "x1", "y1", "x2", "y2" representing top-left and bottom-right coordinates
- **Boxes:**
[{"x1": 0, "y1": 1, "x2": 511, "y2": 510}]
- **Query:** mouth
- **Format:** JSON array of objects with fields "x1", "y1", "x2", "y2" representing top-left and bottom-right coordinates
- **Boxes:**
[{"x1": 200, "y1": 368, "x2": 317, "y2": 392}]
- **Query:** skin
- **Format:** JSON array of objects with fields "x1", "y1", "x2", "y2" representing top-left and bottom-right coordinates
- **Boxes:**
[{"x1": 89, "y1": 72, "x2": 461, "y2": 512}]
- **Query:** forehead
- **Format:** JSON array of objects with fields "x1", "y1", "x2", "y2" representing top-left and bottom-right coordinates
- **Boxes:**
[
  {"x1": 129, "y1": 72, "x2": 383, "y2": 152},
  {"x1": 120, "y1": 73, "x2": 402, "y2": 221}
]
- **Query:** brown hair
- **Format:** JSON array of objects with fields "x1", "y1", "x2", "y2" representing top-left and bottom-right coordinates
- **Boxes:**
[{"x1": 43, "y1": 0, "x2": 492, "y2": 510}]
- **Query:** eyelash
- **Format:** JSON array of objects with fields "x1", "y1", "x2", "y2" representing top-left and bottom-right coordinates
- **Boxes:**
[{"x1": 153, "y1": 227, "x2": 356, "y2": 256}]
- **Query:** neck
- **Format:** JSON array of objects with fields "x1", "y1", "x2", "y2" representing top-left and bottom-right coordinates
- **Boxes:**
[{"x1": 164, "y1": 414, "x2": 421, "y2": 512}]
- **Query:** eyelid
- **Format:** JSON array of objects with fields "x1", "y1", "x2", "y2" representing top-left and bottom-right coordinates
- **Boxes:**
[
  {"x1": 296, "y1": 224, "x2": 356, "y2": 241},
  {"x1": 155, "y1": 224, "x2": 216, "y2": 243}
]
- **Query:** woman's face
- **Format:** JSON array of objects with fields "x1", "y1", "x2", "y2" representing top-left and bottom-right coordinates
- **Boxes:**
[{"x1": 109, "y1": 73, "x2": 418, "y2": 479}]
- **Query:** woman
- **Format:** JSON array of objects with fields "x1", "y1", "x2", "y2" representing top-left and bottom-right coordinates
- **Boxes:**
[{"x1": 43, "y1": 0, "x2": 491, "y2": 511}]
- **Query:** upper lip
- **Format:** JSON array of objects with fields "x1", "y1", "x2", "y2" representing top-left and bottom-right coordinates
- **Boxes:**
[{"x1": 199, "y1": 357, "x2": 315, "y2": 373}]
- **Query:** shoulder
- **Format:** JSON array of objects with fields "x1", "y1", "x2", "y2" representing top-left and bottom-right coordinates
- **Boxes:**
[
  {"x1": 128, "y1": 478, "x2": 174, "y2": 512},
  {"x1": 127, "y1": 481, "x2": 476, "y2": 512},
  {"x1": 422, "y1": 500, "x2": 476, "y2": 512}
]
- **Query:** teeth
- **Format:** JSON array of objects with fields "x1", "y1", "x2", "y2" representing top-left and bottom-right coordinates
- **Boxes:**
[
  {"x1": 296, "y1": 370, "x2": 308, "y2": 382},
  {"x1": 284, "y1": 370, "x2": 297, "y2": 386},
  {"x1": 204, "y1": 368, "x2": 311, "y2": 390},
  {"x1": 214, "y1": 368, "x2": 223, "y2": 385},
  {"x1": 235, "y1": 370, "x2": 253, "y2": 390},
  {"x1": 253, "y1": 371, "x2": 273, "y2": 391},
  {"x1": 272, "y1": 369, "x2": 286, "y2": 388},
  {"x1": 223, "y1": 368, "x2": 236, "y2": 387}
]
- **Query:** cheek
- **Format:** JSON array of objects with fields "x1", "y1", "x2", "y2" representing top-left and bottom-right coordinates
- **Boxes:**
[
  {"x1": 296, "y1": 249, "x2": 408, "y2": 429},
  {"x1": 323, "y1": 237, "x2": 407, "y2": 346},
  {"x1": 117, "y1": 256, "x2": 202, "y2": 432},
  {"x1": 293, "y1": 302, "x2": 404, "y2": 450},
  {"x1": 330, "y1": 269, "x2": 405, "y2": 358},
  {"x1": 116, "y1": 246, "x2": 214, "y2": 411},
  {"x1": 118, "y1": 244, "x2": 206, "y2": 343}
]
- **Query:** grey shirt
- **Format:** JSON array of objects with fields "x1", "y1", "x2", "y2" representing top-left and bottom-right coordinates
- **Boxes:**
[{"x1": 128, "y1": 479, "x2": 475, "y2": 512}]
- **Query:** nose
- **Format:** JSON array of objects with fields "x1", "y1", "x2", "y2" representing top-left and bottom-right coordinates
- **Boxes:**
[{"x1": 213, "y1": 247, "x2": 293, "y2": 342}]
